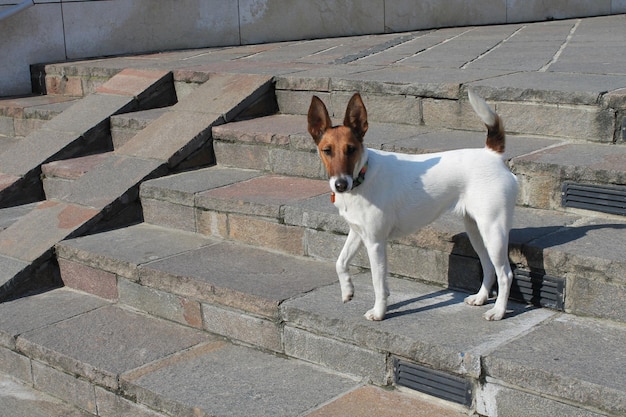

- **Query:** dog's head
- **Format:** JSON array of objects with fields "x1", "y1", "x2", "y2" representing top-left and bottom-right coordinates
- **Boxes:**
[{"x1": 307, "y1": 93, "x2": 368, "y2": 194}]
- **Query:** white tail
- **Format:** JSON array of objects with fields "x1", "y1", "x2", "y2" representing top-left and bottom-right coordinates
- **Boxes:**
[{"x1": 468, "y1": 88, "x2": 497, "y2": 127}]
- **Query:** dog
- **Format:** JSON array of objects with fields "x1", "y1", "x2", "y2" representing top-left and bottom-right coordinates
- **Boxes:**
[{"x1": 307, "y1": 90, "x2": 518, "y2": 321}]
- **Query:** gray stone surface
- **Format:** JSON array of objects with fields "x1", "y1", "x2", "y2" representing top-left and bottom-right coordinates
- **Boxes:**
[
  {"x1": 282, "y1": 272, "x2": 555, "y2": 378},
  {"x1": 483, "y1": 314, "x2": 626, "y2": 415},
  {"x1": 140, "y1": 240, "x2": 338, "y2": 317},
  {"x1": 0, "y1": 288, "x2": 108, "y2": 349},
  {"x1": 122, "y1": 342, "x2": 358, "y2": 417},
  {"x1": 0, "y1": 255, "x2": 28, "y2": 290},
  {"x1": 56, "y1": 223, "x2": 215, "y2": 280},
  {"x1": 60, "y1": 154, "x2": 165, "y2": 209},
  {"x1": 17, "y1": 304, "x2": 212, "y2": 390},
  {"x1": 0, "y1": 202, "x2": 37, "y2": 231},
  {"x1": 476, "y1": 380, "x2": 608, "y2": 417},
  {"x1": 0, "y1": 373, "x2": 93, "y2": 417},
  {"x1": 140, "y1": 166, "x2": 261, "y2": 206}
]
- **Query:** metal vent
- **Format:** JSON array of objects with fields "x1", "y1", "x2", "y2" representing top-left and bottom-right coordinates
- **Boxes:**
[
  {"x1": 511, "y1": 269, "x2": 564, "y2": 311},
  {"x1": 394, "y1": 359, "x2": 472, "y2": 406},
  {"x1": 562, "y1": 183, "x2": 626, "y2": 216}
]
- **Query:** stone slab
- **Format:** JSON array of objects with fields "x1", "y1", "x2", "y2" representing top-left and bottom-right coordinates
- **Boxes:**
[
  {"x1": 470, "y1": 72, "x2": 626, "y2": 105},
  {"x1": 0, "y1": 200, "x2": 99, "y2": 262},
  {"x1": 140, "y1": 166, "x2": 261, "y2": 206},
  {"x1": 16, "y1": 304, "x2": 212, "y2": 390},
  {"x1": 96, "y1": 68, "x2": 171, "y2": 97},
  {"x1": 196, "y1": 174, "x2": 329, "y2": 218},
  {"x1": 0, "y1": 373, "x2": 93, "y2": 417},
  {"x1": 139, "y1": 240, "x2": 338, "y2": 318},
  {"x1": 171, "y1": 73, "x2": 273, "y2": 121},
  {"x1": 122, "y1": 342, "x2": 358, "y2": 417},
  {"x1": 0, "y1": 288, "x2": 109, "y2": 350},
  {"x1": 281, "y1": 273, "x2": 556, "y2": 378},
  {"x1": 56, "y1": 223, "x2": 216, "y2": 281},
  {"x1": 115, "y1": 110, "x2": 219, "y2": 167},
  {"x1": 41, "y1": 152, "x2": 112, "y2": 180},
  {"x1": 306, "y1": 385, "x2": 467, "y2": 417},
  {"x1": 0, "y1": 255, "x2": 29, "y2": 292},
  {"x1": 60, "y1": 154, "x2": 166, "y2": 209},
  {"x1": 0, "y1": 202, "x2": 37, "y2": 231},
  {"x1": 476, "y1": 378, "x2": 608, "y2": 417},
  {"x1": 483, "y1": 314, "x2": 626, "y2": 416}
]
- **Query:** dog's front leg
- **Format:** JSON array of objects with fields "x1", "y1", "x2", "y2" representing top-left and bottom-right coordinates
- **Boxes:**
[
  {"x1": 364, "y1": 240, "x2": 388, "y2": 321},
  {"x1": 336, "y1": 229, "x2": 362, "y2": 303}
]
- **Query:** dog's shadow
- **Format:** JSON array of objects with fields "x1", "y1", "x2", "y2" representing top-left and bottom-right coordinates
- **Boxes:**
[{"x1": 384, "y1": 290, "x2": 465, "y2": 319}]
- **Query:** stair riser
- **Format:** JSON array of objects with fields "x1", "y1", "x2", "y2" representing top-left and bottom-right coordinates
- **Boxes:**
[
  {"x1": 276, "y1": 89, "x2": 618, "y2": 142},
  {"x1": 512, "y1": 160, "x2": 626, "y2": 211}
]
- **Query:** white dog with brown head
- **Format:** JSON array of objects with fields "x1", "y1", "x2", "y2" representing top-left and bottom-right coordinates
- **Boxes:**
[{"x1": 307, "y1": 90, "x2": 518, "y2": 321}]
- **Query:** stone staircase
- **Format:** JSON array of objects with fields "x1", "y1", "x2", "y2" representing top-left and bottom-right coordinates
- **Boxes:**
[{"x1": 1, "y1": 21, "x2": 626, "y2": 415}]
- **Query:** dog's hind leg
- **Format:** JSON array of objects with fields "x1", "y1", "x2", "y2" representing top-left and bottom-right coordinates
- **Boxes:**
[
  {"x1": 336, "y1": 229, "x2": 362, "y2": 303},
  {"x1": 363, "y1": 240, "x2": 388, "y2": 321},
  {"x1": 463, "y1": 214, "x2": 496, "y2": 307},
  {"x1": 477, "y1": 220, "x2": 513, "y2": 321}
]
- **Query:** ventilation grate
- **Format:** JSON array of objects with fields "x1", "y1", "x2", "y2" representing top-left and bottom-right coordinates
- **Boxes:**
[
  {"x1": 562, "y1": 183, "x2": 626, "y2": 216},
  {"x1": 511, "y1": 269, "x2": 564, "y2": 311},
  {"x1": 394, "y1": 359, "x2": 472, "y2": 406}
]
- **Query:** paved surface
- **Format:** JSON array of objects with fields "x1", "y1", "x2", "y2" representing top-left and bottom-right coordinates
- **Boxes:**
[
  {"x1": 2, "y1": 14, "x2": 626, "y2": 417},
  {"x1": 42, "y1": 15, "x2": 626, "y2": 121}
]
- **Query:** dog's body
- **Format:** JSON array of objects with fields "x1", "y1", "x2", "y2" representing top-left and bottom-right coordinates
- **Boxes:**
[{"x1": 307, "y1": 90, "x2": 518, "y2": 321}]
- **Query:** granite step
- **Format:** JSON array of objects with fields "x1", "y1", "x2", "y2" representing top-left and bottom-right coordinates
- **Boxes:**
[
  {"x1": 0, "y1": 286, "x2": 465, "y2": 417},
  {"x1": 41, "y1": 106, "x2": 172, "y2": 200},
  {"x1": 0, "y1": 72, "x2": 276, "y2": 303},
  {"x1": 274, "y1": 74, "x2": 626, "y2": 144},
  {"x1": 0, "y1": 94, "x2": 78, "y2": 139},
  {"x1": 0, "y1": 69, "x2": 176, "y2": 209},
  {"x1": 110, "y1": 106, "x2": 170, "y2": 149},
  {"x1": 138, "y1": 166, "x2": 626, "y2": 324},
  {"x1": 53, "y1": 223, "x2": 626, "y2": 416}
]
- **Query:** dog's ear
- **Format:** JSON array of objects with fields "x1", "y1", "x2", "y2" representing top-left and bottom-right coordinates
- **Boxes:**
[
  {"x1": 308, "y1": 96, "x2": 332, "y2": 144},
  {"x1": 343, "y1": 93, "x2": 368, "y2": 140}
]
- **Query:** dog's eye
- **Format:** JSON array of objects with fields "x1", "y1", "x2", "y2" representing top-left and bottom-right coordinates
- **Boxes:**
[
  {"x1": 322, "y1": 147, "x2": 332, "y2": 156},
  {"x1": 346, "y1": 145, "x2": 356, "y2": 155}
]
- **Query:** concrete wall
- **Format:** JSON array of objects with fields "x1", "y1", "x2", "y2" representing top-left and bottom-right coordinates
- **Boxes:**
[{"x1": 1, "y1": 0, "x2": 626, "y2": 96}]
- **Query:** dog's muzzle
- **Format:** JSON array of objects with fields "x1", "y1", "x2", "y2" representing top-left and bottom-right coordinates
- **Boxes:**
[
  {"x1": 334, "y1": 177, "x2": 350, "y2": 192},
  {"x1": 331, "y1": 175, "x2": 353, "y2": 193}
]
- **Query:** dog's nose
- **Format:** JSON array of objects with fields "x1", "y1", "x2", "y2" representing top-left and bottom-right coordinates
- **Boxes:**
[{"x1": 335, "y1": 178, "x2": 349, "y2": 192}]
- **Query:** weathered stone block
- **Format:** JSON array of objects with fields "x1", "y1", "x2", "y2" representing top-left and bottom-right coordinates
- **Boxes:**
[
  {"x1": 284, "y1": 326, "x2": 388, "y2": 384},
  {"x1": 201, "y1": 303, "x2": 282, "y2": 352},
  {"x1": 58, "y1": 258, "x2": 118, "y2": 301},
  {"x1": 141, "y1": 198, "x2": 196, "y2": 233},
  {"x1": 118, "y1": 279, "x2": 202, "y2": 329},
  {"x1": 228, "y1": 214, "x2": 305, "y2": 255}
]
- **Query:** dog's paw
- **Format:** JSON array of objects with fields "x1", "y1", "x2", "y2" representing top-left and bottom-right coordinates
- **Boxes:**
[
  {"x1": 341, "y1": 285, "x2": 354, "y2": 303},
  {"x1": 364, "y1": 307, "x2": 385, "y2": 321},
  {"x1": 464, "y1": 293, "x2": 487, "y2": 306},
  {"x1": 483, "y1": 307, "x2": 505, "y2": 321}
]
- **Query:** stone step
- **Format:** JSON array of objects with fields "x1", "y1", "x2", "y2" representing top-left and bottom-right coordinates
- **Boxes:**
[
  {"x1": 53, "y1": 224, "x2": 626, "y2": 416},
  {"x1": 110, "y1": 106, "x2": 170, "y2": 149},
  {"x1": 41, "y1": 106, "x2": 172, "y2": 200},
  {"x1": 139, "y1": 166, "x2": 626, "y2": 324},
  {"x1": 275, "y1": 74, "x2": 626, "y2": 144},
  {"x1": 212, "y1": 113, "x2": 626, "y2": 215},
  {"x1": 0, "y1": 69, "x2": 176, "y2": 209},
  {"x1": 0, "y1": 287, "x2": 463, "y2": 417},
  {"x1": 0, "y1": 72, "x2": 277, "y2": 303},
  {"x1": 0, "y1": 95, "x2": 78, "y2": 138}
]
